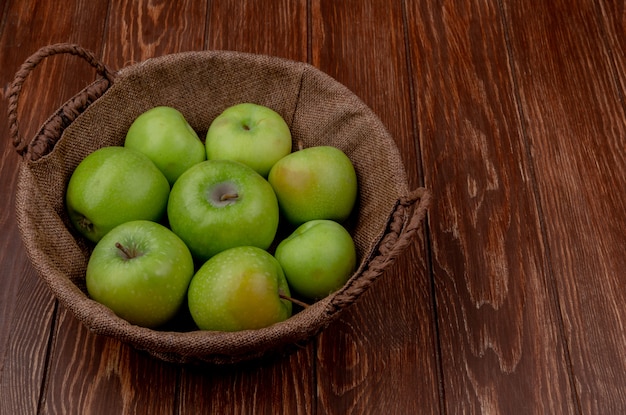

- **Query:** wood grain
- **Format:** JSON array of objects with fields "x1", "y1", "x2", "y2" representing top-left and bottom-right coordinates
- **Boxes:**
[
  {"x1": 205, "y1": 0, "x2": 308, "y2": 62},
  {"x1": 1, "y1": 0, "x2": 626, "y2": 413},
  {"x1": 310, "y1": 1, "x2": 440, "y2": 413},
  {"x1": 503, "y1": 0, "x2": 626, "y2": 412},
  {"x1": 598, "y1": 0, "x2": 626, "y2": 98},
  {"x1": 102, "y1": 0, "x2": 209, "y2": 68},
  {"x1": 179, "y1": 350, "x2": 314, "y2": 415},
  {"x1": 0, "y1": 267, "x2": 56, "y2": 414},
  {"x1": 0, "y1": 1, "x2": 110, "y2": 413},
  {"x1": 406, "y1": 0, "x2": 578, "y2": 413},
  {"x1": 41, "y1": 312, "x2": 180, "y2": 414}
]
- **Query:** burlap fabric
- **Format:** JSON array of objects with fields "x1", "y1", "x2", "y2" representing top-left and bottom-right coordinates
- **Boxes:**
[{"x1": 8, "y1": 44, "x2": 431, "y2": 364}]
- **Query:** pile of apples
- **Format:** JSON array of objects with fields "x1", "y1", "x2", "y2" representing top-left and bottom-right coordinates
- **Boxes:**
[{"x1": 65, "y1": 104, "x2": 358, "y2": 332}]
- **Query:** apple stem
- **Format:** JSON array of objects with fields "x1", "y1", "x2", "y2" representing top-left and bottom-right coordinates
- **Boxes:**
[
  {"x1": 115, "y1": 242, "x2": 139, "y2": 260},
  {"x1": 220, "y1": 193, "x2": 239, "y2": 202},
  {"x1": 279, "y1": 292, "x2": 310, "y2": 309},
  {"x1": 297, "y1": 140, "x2": 304, "y2": 151}
]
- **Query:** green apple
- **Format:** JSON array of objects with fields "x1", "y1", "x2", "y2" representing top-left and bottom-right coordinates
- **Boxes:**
[
  {"x1": 124, "y1": 106, "x2": 206, "y2": 185},
  {"x1": 167, "y1": 159, "x2": 279, "y2": 262},
  {"x1": 205, "y1": 103, "x2": 292, "y2": 177},
  {"x1": 66, "y1": 146, "x2": 170, "y2": 243},
  {"x1": 187, "y1": 246, "x2": 292, "y2": 331},
  {"x1": 274, "y1": 219, "x2": 357, "y2": 300},
  {"x1": 86, "y1": 220, "x2": 195, "y2": 328},
  {"x1": 268, "y1": 145, "x2": 358, "y2": 225}
]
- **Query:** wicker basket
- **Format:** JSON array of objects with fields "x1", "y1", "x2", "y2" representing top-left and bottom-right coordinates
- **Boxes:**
[{"x1": 7, "y1": 43, "x2": 431, "y2": 365}]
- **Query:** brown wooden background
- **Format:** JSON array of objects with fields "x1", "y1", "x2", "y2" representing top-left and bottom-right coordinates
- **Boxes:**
[{"x1": 1, "y1": 1, "x2": 625, "y2": 414}]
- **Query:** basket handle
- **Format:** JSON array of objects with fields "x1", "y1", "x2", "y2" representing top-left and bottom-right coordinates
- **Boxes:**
[
  {"x1": 327, "y1": 186, "x2": 432, "y2": 313},
  {"x1": 7, "y1": 43, "x2": 115, "y2": 158}
]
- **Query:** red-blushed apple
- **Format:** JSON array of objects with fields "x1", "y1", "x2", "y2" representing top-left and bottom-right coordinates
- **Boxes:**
[
  {"x1": 167, "y1": 159, "x2": 279, "y2": 262},
  {"x1": 86, "y1": 220, "x2": 195, "y2": 328},
  {"x1": 66, "y1": 146, "x2": 170, "y2": 243},
  {"x1": 187, "y1": 246, "x2": 292, "y2": 331},
  {"x1": 267, "y1": 145, "x2": 358, "y2": 225},
  {"x1": 125, "y1": 106, "x2": 206, "y2": 186},
  {"x1": 205, "y1": 103, "x2": 292, "y2": 177},
  {"x1": 274, "y1": 219, "x2": 357, "y2": 300}
]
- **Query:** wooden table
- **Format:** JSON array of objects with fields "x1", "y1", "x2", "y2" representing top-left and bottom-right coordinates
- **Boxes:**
[{"x1": 1, "y1": 1, "x2": 625, "y2": 413}]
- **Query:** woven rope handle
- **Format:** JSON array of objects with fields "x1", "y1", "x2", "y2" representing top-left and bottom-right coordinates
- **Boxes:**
[
  {"x1": 7, "y1": 43, "x2": 115, "y2": 157},
  {"x1": 327, "y1": 186, "x2": 432, "y2": 313}
]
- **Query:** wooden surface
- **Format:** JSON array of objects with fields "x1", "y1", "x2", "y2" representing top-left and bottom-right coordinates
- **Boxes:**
[{"x1": 1, "y1": 1, "x2": 625, "y2": 413}]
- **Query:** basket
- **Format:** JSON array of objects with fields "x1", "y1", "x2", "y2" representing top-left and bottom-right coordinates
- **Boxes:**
[{"x1": 7, "y1": 43, "x2": 431, "y2": 365}]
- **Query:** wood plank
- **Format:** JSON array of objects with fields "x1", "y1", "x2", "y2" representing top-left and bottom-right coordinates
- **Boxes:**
[
  {"x1": 36, "y1": 1, "x2": 208, "y2": 414},
  {"x1": 205, "y1": 0, "x2": 308, "y2": 62},
  {"x1": 0, "y1": 267, "x2": 55, "y2": 414},
  {"x1": 502, "y1": 0, "x2": 626, "y2": 412},
  {"x1": 180, "y1": 351, "x2": 314, "y2": 415},
  {"x1": 42, "y1": 313, "x2": 180, "y2": 414},
  {"x1": 175, "y1": 1, "x2": 315, "y2": 414},
  {"x1": 0, "y1": 0, "x2": 18, "y2": 368},
  {"x1": 310, "y1": 1, "x2": 441, "y2": 413},
  {"x1": 597, "y1": 0, "x2": 626, "y2": 97},
  {"x1": 0, "y1": 1, "x2": 111, "y2": 413},
  {"x1": 101, "y1": 0, "x2": 208, "y2": 66},
  {"x1": 406, "y1": 0, "x2": 578, "y2": 412}
]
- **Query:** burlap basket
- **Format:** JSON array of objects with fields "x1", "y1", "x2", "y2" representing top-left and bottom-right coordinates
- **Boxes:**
[{"x1": 8, "y1": 43, "x2": 431, "y2": 365}]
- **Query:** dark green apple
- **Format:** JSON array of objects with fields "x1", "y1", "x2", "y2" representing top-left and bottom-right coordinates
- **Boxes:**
[
  {"x1": 86, "y1": 220, "x2": 195, "y2": 328},
  {"x1": 275, "y1": 219, "x2": 357, "y2": 299},
  {"x1": 65, "y1": 146, "x2": 170, "y2": 243},
  {"x1": 205, "y1": 103, "x2": 292, "y2": 177},
  {"x1": 125, "y1": 106, "x2": 206, "y2": 186},
  {"x1": 167, "y1": 159, "x2": 279, "y2": 262}
]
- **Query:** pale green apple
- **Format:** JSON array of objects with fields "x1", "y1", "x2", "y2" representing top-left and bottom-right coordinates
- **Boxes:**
[
  {"x1": 86, "y1": 220, "x2": 195, "y2": 328},
  {"x1": 125, "y1": 106, "x2": 206, "y2": 185},
  {"x1": 187, "y1": 246, "x2": 292, "y2": 331},
  {"x1": 167, "y1": 159, "x2": 279, "y2": 262},
  {"x1": 268, "y1": 146, "x2": 358, "y2": 225},
  {"x1": 274, "y1": 219, "x2": 357, "y2": 300},
  {"x1": 205, "y1": 103, "x2": 292, "y2": 177},
  {"x1": 66, "y1": 146, "x2": 170, "y2": 243}
]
